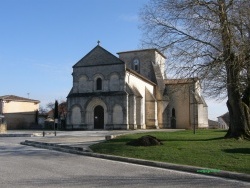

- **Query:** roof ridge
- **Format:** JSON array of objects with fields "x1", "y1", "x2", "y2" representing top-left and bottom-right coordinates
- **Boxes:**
[
  {"x1": 0, "y1": 95, "x2": 40, "y2": 103},
  {"x1": 73, "y1": 45, "x2": 124, "y2": 68}
]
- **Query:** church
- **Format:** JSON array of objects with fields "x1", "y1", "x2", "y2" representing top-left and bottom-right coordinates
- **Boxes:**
[{"x1": 66, "y1": 44, "x2": 208, "y2": 130}]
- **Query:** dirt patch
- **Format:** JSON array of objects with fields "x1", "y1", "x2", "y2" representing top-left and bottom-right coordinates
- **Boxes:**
[{"x1": 127, "y1": 135, "x2": 163, "y2": 146}]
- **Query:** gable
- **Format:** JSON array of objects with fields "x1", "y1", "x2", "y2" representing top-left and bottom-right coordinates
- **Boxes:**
[{"x1": 73, "y1": 45, "x2": 124, "y2": 68}]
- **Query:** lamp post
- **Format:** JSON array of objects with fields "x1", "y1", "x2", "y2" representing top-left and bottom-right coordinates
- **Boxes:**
[
  {"x1": 190, "y1": 77, "x2": 196, "y2": 135},
  {"x1": 193, "y1": 77, "x2": 196, "y2": 134},
  {"x1": 54, "y1": 100, "x2": 59, "y2": 136}
]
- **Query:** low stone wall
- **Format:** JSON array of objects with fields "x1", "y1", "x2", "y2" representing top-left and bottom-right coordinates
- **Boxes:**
[{"x1": 0, "y1": 123, "x2": 7, "y2": 133}]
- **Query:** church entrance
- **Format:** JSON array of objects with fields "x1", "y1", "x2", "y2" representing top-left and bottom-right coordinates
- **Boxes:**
[{"x1": 94, "y1": 105, "x2": 104, "y2": 129}]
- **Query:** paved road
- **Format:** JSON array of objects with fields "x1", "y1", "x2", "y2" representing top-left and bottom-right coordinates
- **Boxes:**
[{"x1": 0, "y1": 137, "x2": 249, "y2": 188}]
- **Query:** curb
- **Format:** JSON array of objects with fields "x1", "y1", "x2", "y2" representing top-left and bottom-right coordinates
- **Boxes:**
[
  {"x1": 20, "y1": 140, "x2": 250, "y2": 183},
  {"x1": 0, "y1": 134, "x2": 33, "y2": 137},
  {"x1": 21, "y1": 140, "x2": 92, "y2": 152},
  {"x1": 0, "y1": 132, "x2": 56, "y2": 137}
]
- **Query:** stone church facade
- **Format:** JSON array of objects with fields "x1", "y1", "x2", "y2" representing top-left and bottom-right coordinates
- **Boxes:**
[{"x1": 66, "y1": 44, "x2": 208, "y2": 130}]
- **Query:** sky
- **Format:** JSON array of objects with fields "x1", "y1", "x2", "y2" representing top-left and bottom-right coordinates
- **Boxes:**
[{"x1": 0, "y1": 0, "x2": 227, "y2": 120}]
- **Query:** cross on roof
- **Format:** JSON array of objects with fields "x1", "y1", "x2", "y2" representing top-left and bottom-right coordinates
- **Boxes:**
[{"x1": 97, "y1": 40, "x2": 100, "y2": 46}]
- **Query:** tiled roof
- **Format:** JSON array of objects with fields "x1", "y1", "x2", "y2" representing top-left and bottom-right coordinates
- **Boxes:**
[
  {"x1": 73, "y1": 45, "x2": 124, "y2": 68},
  {"x1": 0, "y1": 95, "x2": 40, "y2": 103}
]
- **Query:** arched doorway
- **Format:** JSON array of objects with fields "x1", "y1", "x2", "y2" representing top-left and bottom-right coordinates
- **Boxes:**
[{"x1": 94, "y1": 105, "x2": 104, "y2": 129}]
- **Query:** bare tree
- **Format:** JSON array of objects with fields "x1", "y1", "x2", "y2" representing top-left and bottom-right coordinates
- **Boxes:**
[
  {"x1": 46, "y1": 102, "x2": 54, "y2": 111},
  {"x1": 58, "y1": 101, "x2": 67, "y2": 120},
  {"x1": 140, "y1": 0, "x2": 250, "y2": 139},
  {"x1": 39, "y1": 106, "x2": 48, "y2": 115}
]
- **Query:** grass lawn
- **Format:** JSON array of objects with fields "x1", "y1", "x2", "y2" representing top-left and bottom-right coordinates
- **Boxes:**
[{"x1": 90, "y1": 129, "x2": 250, "y2": 174}]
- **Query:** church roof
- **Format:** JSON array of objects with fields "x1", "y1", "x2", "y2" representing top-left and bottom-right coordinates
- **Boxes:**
[
  {"x1": 117, "y1": 48, "x2": 166, "y2": 59},
  {"x1": 126, "y1": 68, "x2": 156, "y2": 86},
  {"x1": 73, "y1": 45, "x2": 125, "y2": 68}
]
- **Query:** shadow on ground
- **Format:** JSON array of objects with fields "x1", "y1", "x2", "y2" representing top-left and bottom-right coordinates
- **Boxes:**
[{"x1": 222, "y1": 148, "x2": 250, "y2": 154}]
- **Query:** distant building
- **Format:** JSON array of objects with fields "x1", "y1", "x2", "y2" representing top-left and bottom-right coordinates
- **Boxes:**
[
  {"x1": 208, "y1": 119, "x2": 219, "y2": 129},
  {"x1": 67, "y1": 45, "x2": 208, "y2": 130},
  {"x1": 0, "y1": 95, "x2": 40, "y2": 129},
  {"x1": 217, "y1": 112, "x2": 229, "y2": 129},
  {"x1": 46, "y1": 102, "x2": 67, "y2": 129}
]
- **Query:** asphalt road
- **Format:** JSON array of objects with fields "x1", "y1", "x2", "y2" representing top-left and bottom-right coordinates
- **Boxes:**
[{"x1": 0, "y1": 137, "x2": 249, "y2": 188}]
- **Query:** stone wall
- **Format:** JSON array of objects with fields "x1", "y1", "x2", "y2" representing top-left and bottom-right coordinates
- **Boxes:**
[
  {"x1": 67, "y1": 94, "x2": 128, "y2": 130},
  {"x1": 67, "y1": 60, "x2": 129, "y2": 129},
  {"x1": 118, "y1": 49, "x2": 166, "y2": 82},
  {"x1": 166, "y1": 81, "x2": 208, "y2": 129},
  {"x1": 166, "y1": 84, "x2": 192, "y2": 129},
  {"x1": 72, "y1": 64, "x2": 126, "y2": 94}
]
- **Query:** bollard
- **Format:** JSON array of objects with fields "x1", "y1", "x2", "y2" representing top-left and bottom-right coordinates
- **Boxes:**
[{"x1": 43, "y1": 131, "x2": 45, "y2": 137}]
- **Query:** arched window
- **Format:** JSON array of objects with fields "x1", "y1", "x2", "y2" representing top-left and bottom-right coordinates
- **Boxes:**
[
  {"x1": 133, "y1": 59, "x2": 140, "y2": 72},
  {"x1": 96, "y1": 78, "x2": 102, "y2": 90}
]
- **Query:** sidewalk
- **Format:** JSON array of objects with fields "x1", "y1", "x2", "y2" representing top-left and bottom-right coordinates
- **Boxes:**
[
  {"x1": 12, "y1": 129, "x2": 250, "y2": 183},
  {"x1": 19, "y1": 129, "x2": 180, "y2": 151}
]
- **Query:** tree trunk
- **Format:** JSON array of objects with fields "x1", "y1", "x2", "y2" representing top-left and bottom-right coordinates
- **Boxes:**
[
  {"x1": 218, "y1": 0, "x2": 250, "y2": 139},
  {"x1": 224, "y1": 58, "x2": 250, "y2": 139},
  {"x1": 225, "y1": 95, "x2": 250, "y2": 140}
]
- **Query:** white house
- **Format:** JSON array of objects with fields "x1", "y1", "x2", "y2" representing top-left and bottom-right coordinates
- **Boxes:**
[{"x1": 0, "y1": 95, "x2": 40, "y2": 129}]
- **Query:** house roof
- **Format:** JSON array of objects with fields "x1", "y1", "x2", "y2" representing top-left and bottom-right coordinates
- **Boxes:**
[
  {"x1": 0, "y1": 95, "x2": 40, "y2": 103},
  {"x1": 73, "y1": 45, "x2": 125, "y2": 68}
]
